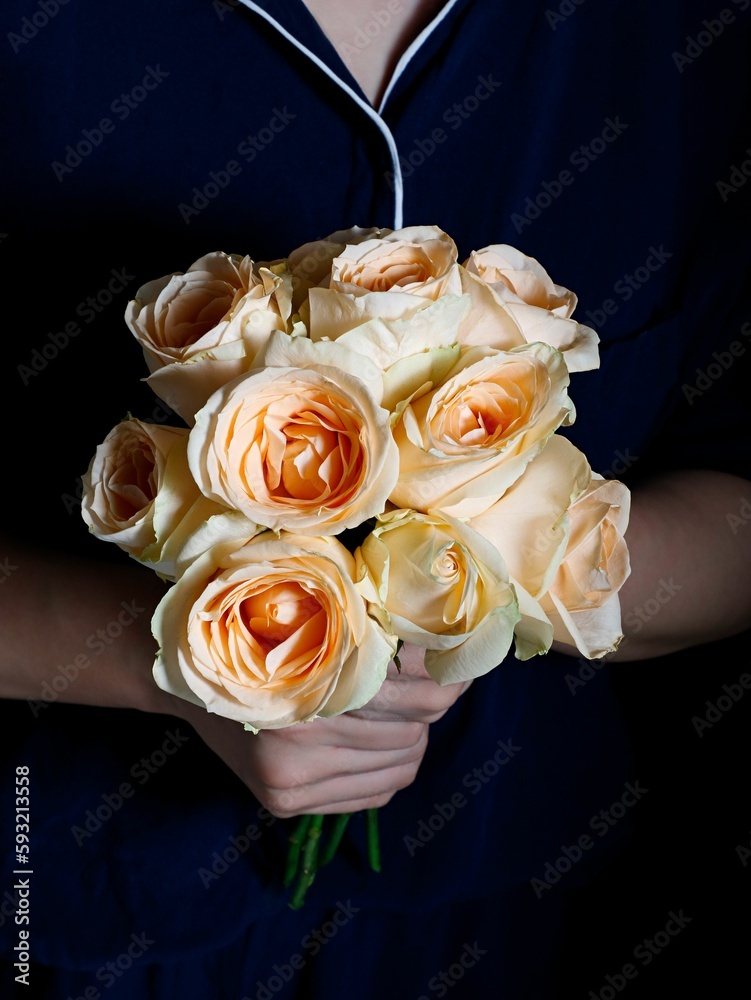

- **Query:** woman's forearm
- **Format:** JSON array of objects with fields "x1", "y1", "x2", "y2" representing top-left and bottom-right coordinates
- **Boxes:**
[
  {"x1": 603, "y1": 469, "x2": 751, "y2": 661},
  {"x1": 0, "y1": 535, "x2": 174, "y2": 714},
  {"x1": 5, "y1": 467, "x2": 750, "y2": 711}
]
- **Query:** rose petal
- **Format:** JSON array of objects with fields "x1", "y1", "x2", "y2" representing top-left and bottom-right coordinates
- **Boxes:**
[{"x1": 153, "y1": 527, "x2": 395, "y2": 729}]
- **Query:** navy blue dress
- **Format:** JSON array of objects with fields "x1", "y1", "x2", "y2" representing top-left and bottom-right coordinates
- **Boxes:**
[{"x1": 2, "y1": 2, "x2": 750, "y2": 997}]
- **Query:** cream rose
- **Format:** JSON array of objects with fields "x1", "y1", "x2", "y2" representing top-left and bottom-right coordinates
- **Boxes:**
[
  {"x1": 303, "y1": 227, "x2": 525, "y2": 387},
  {"x1": 282, "y1": 225, "x2": 381, "y2": 311},
  {"x1": 465, "y1": 433, "x2": 594, "y2": 661},
  {"x1": 124, "y1": 251, "x2": 295, "y2": 423},
  {"x1": 462, "y1": 244, "x2": 600, "y2": 372},
  {"x1": 467, "y1": 434, "x2": 593, "y2": 598},
  {"x1": 538, "y1": 475, "x2": 631, "y2": 658},
  {"x1": 305, "y1": 225, "x2": 468, "y2": 341},
  {"x1": 152, "y1": 516, "x2": 396, "y2": 729},
  {"x1": 329, "y1": 225, "x2": 458, "y2": 293},
  {"x1": 355, "y1": 509, "x2": 520, "y2": 685},
  {"x1": 390, "y1": 342, "x2": 575, "y2": 518},
  {"x1": 80, "y1": 418, "x2": 222, "y2": 579},
  {"x1": 187, "y1": 346, "x2": 399, "y2": 535},
  {"x1": 308, "y1": 294, "x2": 468, "y2": 413},
  {"x1": 465, "y1": 244, "x2": 577, "y2": 314}
]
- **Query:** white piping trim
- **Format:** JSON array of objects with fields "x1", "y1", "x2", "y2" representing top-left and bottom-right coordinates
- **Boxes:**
[
  {"x1": 236, "y1": 0, "x2": 406, "y2": 228},
  {"x1": 377, "y1": 0, "x2": 463, "y2": 114}
]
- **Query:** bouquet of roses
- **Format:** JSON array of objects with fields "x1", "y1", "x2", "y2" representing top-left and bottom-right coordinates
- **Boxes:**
[{"x1": 80, "y1": 225, "x2": 631, "y2": 907}]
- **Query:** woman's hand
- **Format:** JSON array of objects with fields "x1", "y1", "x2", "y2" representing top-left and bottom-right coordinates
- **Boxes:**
[
  {"x1": 346, "y1": 641, "x2": 472, "y2": 724},
  {"x1": 179, "y1": 644, "x2": 471, "y2": 817},
  {"x1": 0, "y1": 539, "x2": 471, "y2": 819}
]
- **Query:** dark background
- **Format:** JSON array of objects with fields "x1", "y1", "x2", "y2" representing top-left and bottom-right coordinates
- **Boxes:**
[{"x1": 559, "y1": 634, "x2": 751, "y2": 996}]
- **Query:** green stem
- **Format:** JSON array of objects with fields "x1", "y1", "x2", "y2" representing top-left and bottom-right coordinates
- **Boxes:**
[
  {"x1": 366, "y1": 808, "x2": 381, "y2": 873},
  {"x1": 283, "y1": 813, "x2": 312, "y2": 888},
  {"x1": 318, "y1": 812, "x2": 352, "y2": 868},
  {"x1": 289, "y1": 814, "x2": 324, "y2": 910}
]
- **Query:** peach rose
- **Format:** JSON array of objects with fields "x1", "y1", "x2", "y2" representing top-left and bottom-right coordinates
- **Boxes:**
[
  {"x1": 466, "y1": 434, "x2": 594, "y2": 660},
  {"x1": 152, "y1": 515, "x2": 396, "y2": 729},
  {"x1": 80, "y1": 418, "x2": 222, "y2": 579},
  {"x1": 303, "y1": 227, "x2": 524, "y2": 389},
  {"x1": 282, "y1": 225, "x2": 381, "y2": 311},
  {"x1": 390, "y1": 342, "x2": 575, "y2": 518},
  {"x1": 304, "y1": 225, "x2": 468, "y2": 341},
  {"x1": 462, "y1": 244, "x2": 600, "y2": 372},
  {"x1": 308, "y1": 295, "x2": 467, "y2": 413},
  {"x1": 124, "y1": 251, "x2": 294, "y2": 423},
  {"x1": 538, "y1": 474, "x2": 631, "y2": 658},
  {"x1": 355, "y1": 509, "x2": 520, "y2": 685},
  {"x1": 465, "y1": 244, "x2": 577, "y2": 314},
  {"x1": 467, "y1": 434, "x2": 593, "y2": 598},
  {"x1": 327, "y1": 225, "x2": 457, "y2": 291},
  {"x1": 187, "y1": 341, "x2": 399, "y2": 535}
]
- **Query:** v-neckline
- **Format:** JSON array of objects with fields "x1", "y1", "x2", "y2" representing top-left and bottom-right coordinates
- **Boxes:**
[
  {"x1": 298, "y1": 0, "x2": 451, "y2": 109},
  {"x1": 249, "y1": 0, "x2": 456, "y2": 114}
]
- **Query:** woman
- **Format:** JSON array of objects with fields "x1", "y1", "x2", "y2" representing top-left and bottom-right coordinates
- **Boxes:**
[{"x1": 2, "y1": 2, "x2": 750, "y2": 996}]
